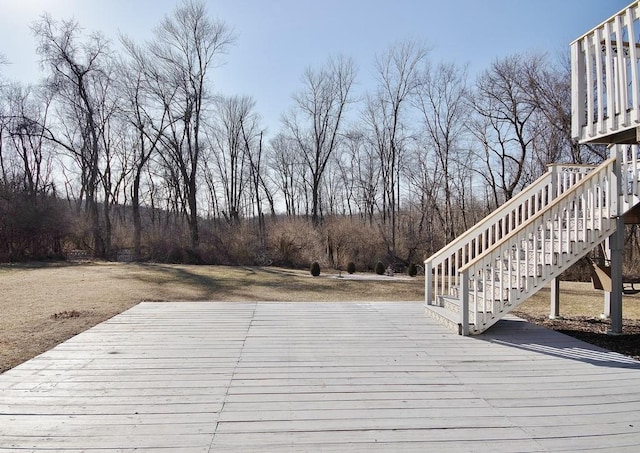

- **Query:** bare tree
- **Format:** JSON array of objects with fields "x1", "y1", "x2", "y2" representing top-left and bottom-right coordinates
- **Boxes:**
[
  {"x1": 268, "y1": 133, "x2": 305, "y2": 217},
  {"x1": 0, "y1": 56, "x2": 8, "y2": 182},
  {"x1": 114, "y1": 45, "x2": 171, "y2": 256},
  {"x1": 415, "y1": 61, "x2": 469, "y2": 242},
  {"x1": 241, "y1": 116, "x2": 273, "y2": 242},
  {"x1": 208, "y1": 94, "x2": 254, "y2": 223},
  {"x1": 334, "y1": 131, "x2": 359, "y2": 218},
  {"x1": 3, "y1": 84, "x2": 54, "y2": 197},
  {"x1": 522, "y1": 52, "x2": 607, "y2": 166},
  {"x1": 365, "y1": 39, "x2": 428, "y2": 258},
  {"x1": 139, "y1": 0, "x2": 235, "y2": 248},
  {"x1": 469, "y1": 54, "x2": 539, "y2": 206},
  {"x1": 0, "y1": 99, "x2": 8, "y2": 184},
  {"x1": 405, "y1": 146, "x2": 442, "y2": 253},
  {"x1": 32, "y1": 14, "x2": 113, "y2": 256},
  {"x1": 340, "y1": 129, "x2": 379, "y2": 223},
  {"x1": 321, "y1": 155, "x2": 345, "y2": 217},
  {"x1": 282, "y1": 55, "x2": 357, "y2": 225}
]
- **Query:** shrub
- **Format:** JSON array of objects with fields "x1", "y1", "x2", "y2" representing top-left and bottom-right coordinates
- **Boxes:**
[
  {"x1": 310, "y1": 261, "x2": 321, "y2": 277},
  {"x1": 347, "y1": 261, "x2": 356, "y2": 274},
  {"x1": 407, "y1": 262, "x2": 417, "y2": 277},
  {"x1": 268, "y1": 217, "x2": 323, "y2": 268},
  {"x1": 0, "y1": 184, "x2": 71, "y2": 261},
  {"x1": 375, "y1": 261, "x2": 385, "y2": 275}
]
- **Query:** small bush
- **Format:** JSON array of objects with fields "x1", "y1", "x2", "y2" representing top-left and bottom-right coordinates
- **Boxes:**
[
  {"x1": 407, "y1": 262, "x2": 417, "y2": 277},
  {"x1": 347, "y1": 261, "x2": 356, "y2": 274},
  {"x1": 375, "y1": 261, "x2": 385, "y2": 275},
  {"x1": 310, "y1": 261, "x2": 321, "y2": 277}
]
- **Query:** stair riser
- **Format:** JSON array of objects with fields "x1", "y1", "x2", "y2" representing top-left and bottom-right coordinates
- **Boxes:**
[
  {"x1": 442, "y1": 297, "x2": 460, "y2": 313},
  {"x1": 424, "y1": 306, "x2": 461, "y2": 334}
]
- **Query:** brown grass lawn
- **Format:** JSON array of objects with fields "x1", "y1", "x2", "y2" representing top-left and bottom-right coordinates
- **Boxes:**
[
  {"x1": 0, "y1": 262, "x2": 424, "y2": 373},
  {"x1": 2, "y1": 262, "x2": 640, "y2": 374}
]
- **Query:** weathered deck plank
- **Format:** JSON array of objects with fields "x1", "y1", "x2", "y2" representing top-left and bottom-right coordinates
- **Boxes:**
[{"x1": 1, "y1": 301, "x2": 640, "y2": 451}]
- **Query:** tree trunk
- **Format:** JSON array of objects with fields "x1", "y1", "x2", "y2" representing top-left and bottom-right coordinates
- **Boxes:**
[
  {"x1": 132, "y1": 166, "x2": 143, "y2": 259},
  {"x1": 187, "y1": 179, "x2": 199, "y2": 249}
]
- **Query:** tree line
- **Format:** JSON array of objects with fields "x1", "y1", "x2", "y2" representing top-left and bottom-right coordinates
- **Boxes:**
[{"x1": 0, "y1": 0, "x2": 607, "y2": 270}]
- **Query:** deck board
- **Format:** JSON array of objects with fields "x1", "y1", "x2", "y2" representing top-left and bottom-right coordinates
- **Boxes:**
[{"x1": 2, "y1": 301, "x2": 640, "y2": 451}]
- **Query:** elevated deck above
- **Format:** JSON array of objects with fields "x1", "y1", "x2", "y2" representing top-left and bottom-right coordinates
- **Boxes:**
[{"x1": 572, "y1": 1, "x2": 640, "y2": 144}]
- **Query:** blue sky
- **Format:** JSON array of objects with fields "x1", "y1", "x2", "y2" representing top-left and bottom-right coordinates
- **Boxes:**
[{"x1": 0, "y1": 0, "x2": 632, "y2": 135}]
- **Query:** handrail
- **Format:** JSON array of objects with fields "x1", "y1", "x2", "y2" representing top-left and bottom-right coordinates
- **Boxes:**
[
  {"x1": 457, "y1": 156, "x2": 616, "y2": 274},
  {"x1": 425, "y1": 164, "x2": 595, "y2": 266},
  {"x1": 424, "y1": 170, "x2": 552, "y2": 265}
]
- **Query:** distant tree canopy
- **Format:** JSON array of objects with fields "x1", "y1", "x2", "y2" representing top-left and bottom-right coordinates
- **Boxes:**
[{"x1": 0, "y1": 0, "x2": 607, "y2": 267}]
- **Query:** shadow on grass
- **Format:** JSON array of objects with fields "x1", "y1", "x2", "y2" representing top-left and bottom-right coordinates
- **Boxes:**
[
  {"x1": 0, "y1": 261, "x2": 96, "y2": 270},
  {"x1": 128, "y1": 262, "x2": 222, "y2": 296},
  {"x1": 121, "y1": 263, "x2": 322, "y2": 301},
  {"x1": 118, "y1": 263, "x2": 422, "y2": 302}
]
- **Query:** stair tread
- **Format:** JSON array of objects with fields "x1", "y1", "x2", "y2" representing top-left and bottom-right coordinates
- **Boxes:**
[
  {"x1": 429, "y1": 299, "x2": 500, "y2": 314},
  {"x1": 438, "y1": 295, "x2": 458, "y2": 303}
]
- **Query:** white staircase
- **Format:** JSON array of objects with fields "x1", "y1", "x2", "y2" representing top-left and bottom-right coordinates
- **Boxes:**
[{"x1": 424, "y1": 145, "x2": 640, "y2": 335}]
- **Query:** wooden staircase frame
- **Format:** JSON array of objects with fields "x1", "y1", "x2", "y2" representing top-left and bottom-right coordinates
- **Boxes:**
[{"x1": 425, "y1": 145, "x2": 640, "y2": 335}]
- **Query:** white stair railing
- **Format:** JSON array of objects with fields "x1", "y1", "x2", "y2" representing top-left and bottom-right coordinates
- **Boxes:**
[
  {"x1": 425, "y1": 164, "x2": 594, "y2": 311},
  {"x1": 458, "y1": 156, "x2": 620, "y2": 334},
  {"x1": 425, "y1": 145, "x2": 640, "y2": 335}
]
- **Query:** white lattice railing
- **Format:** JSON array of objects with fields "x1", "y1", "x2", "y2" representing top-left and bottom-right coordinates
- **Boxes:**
[
  {"x1": 571, "y1": 1, "x2": 640, "y2": 144},
  {"x1": 424, "y1": 164, "x2": 594, "y2": 316}
]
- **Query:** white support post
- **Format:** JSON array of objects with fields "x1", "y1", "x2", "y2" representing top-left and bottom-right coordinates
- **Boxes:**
[
  {"x1": 608, "y1": 145, "x2": 624, "y2": 335},
  {"x1": 609, "y1": 216, "x2": 624, "y2": 335},
  {"x1": 550, "y1": 164, "x2": 558, "y2": 199},
  {"x1": 602, "y1": 237, "x2": 611, "y2": 319},
  {"x1": 425, "y1": 262, "x2": 432, "y2": 306},
  {"x1": 602, "y1": 292, "x2": 611, "y2": 319},
  {"x1": 571, "y1": 41, "x2": 585, "y2": 140},
  {"x1": 549, "y1": 277, "x2": 560, "y2": 319},
  {"x1": 610, "y1": 147, "x2": 621, "y2": 218},
  {"x1": 460, "y1": 271, "x2": 469, "y2": 336}
]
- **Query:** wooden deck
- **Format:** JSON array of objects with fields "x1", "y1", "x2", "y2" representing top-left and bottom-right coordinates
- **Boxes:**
[{"x1": 1, "y1": 301, "x2": 640, "y2": 452}]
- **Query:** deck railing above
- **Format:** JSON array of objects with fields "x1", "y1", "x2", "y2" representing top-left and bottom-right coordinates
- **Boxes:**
[{"x1": 572, "y1": 1, "x2": 640, "y2": 144}]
